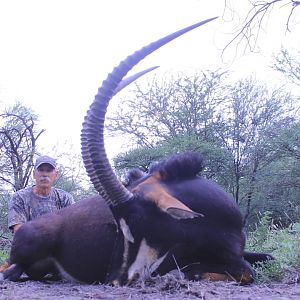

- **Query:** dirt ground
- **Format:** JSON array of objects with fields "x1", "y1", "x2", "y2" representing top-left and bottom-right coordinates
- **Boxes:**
[{"x1": 1, "y1": 274, "x2": 300, "y2": 300}]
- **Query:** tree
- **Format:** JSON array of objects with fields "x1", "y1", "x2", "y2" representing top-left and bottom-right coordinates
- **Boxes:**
[
  {"x1": 107, "y1": 70, "x2": 228, "y2": 147},
  {"x1": 54, "y1": 152, "x2": 96, "y2": 200},
  {"x1": 114, "y1": 134, "x2": 232, "y2": 186},
  {"x1": 223, "y1": 0, "x2": 300, "y2": 53},
  {"x1": 272, "y1": 122, "x2": 300, "y2": 159},
  {"x1": 0, "y1": 189, "x2": 11, "y2": 237},
  {"x1": 0, "y1": 102, "x2": 45, "y2": 191},
  {"x1": 273, "y1": 49, "x2": 300, "y2": 86},
  {"x1": 215, "y1": 78, "x2": 295, "y2": 224},
  {"x1": 219, "y1": 79, "x2": 296, "y2": 226},
  {"x1": 110, "y1": 72, "x2": 297, "y2": 227},
  {"x1": 248, "y1": 122, "x2": 300, "y2": 227}
]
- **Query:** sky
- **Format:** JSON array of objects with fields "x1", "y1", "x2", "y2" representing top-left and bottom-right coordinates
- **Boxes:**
[{"x1": 0, "y1": 0, "x2": 299, "y2": 166}]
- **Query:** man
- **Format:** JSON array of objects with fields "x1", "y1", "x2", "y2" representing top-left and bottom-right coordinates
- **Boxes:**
[
  {"x1": 8, "y1": 155, "x2": 75, "y2": 233},
  {"x1": 0, "y1": 155, "x2": 75, "y2": 274}
]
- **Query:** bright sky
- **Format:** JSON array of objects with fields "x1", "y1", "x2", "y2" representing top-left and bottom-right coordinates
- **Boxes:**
[{"x1": 0, "y1": 0, "x2": 299, "y2": 165}]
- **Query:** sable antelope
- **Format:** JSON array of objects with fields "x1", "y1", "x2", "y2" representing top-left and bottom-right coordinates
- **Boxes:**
[{"x1": 0, "y1": 17, "x2": 273, "y2": 285}]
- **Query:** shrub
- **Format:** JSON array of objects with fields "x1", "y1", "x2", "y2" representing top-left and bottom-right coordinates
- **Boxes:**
[
  {"x1": 0, "y1": 249, "x2": 9, "y2": 264},
  {"x1": 247, "y1": 212, "x2": 300, "y2": 282}
]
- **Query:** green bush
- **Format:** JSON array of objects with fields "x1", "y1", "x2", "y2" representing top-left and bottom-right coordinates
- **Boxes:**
[
  {"x1": 0, "y1": 249, "x2": 9, "y2": 264},
  {"x1": 247, "y1": 212, "x2": 300, "y2": 282}
]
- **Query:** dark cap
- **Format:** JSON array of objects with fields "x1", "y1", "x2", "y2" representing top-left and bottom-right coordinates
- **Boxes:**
[{"x1": 34, "y1": 155, "x2": 57, "y2": 169}]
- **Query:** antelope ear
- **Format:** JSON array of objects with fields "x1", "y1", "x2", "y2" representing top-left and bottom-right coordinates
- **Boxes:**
[
  {"x1": 166, "y1": 207, "x2": 204, "y2": 220},
  {"x1": 132, "y1": 172, "x2": 204, "y2": 220},
  {"x1": 155, "y1": 190, "x2": 204, "y2": 220}
]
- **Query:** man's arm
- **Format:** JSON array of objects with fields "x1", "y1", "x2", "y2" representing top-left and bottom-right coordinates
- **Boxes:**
[
  {"x1": 53, "y1": 188, "x2": 75, "y2": 208},
  {"x1": 61, "y1": 191, "x2": 75, "y2": 207},
  {"x1": 65, "y1": 193, "x2": 75, "y2": 206},
  {"x1": 8, "y1": 192, "x2": 27, "y2": 233}
]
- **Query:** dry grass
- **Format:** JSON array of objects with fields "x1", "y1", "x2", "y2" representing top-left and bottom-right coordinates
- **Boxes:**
[{"x1": 1, "y1": 273, "x2": 300, "y2": 300}]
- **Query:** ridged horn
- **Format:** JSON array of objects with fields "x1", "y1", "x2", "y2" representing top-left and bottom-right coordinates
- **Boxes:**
[
  {"x1": 113, "y1": 66, "x2": 159, "y2": 96},
  {"x1": 81, "y1": 17, "x2": 218, "y2": 207}
]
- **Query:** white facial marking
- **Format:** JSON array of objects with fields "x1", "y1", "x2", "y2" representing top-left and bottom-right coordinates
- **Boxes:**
[
  {"x1": 120, "y1": 218, "x2": 134, "y2": 243},
  {"x1": 127, "y1": 239, "x2": 167, "y2": 281}
]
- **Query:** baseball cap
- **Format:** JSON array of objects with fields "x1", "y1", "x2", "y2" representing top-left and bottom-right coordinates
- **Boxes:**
[{"x1": 34, "y1": 155, "x2": 57, "y2": 169}]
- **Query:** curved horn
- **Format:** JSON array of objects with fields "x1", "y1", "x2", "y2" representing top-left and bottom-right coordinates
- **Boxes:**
[
  {"x1": 81, "y1": 17, "x2": 218, "y2": 207},
  {"x1": 113, "y1": 66, "x2": 159, "y2": 96}
]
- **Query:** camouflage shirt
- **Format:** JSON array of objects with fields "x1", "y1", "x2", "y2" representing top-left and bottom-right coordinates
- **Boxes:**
[{"x1": 8, "y1": 187, "x2": 75, "y2": 230}]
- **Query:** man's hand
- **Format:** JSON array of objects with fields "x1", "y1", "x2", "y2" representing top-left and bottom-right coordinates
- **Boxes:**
[{"x1": 12, "y1": 224, "x2": 22, "y2": 233}]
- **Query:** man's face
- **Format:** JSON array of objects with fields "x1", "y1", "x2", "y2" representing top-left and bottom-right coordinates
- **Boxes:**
[{"x1": 33, "y1": 164, "x2": 58, "y2": 188}]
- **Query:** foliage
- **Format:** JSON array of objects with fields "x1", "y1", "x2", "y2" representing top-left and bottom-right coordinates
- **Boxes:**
[
  {"x1": 0, "y1": 190, "x2": 10, "y2": 237},
  {"x1": 54, "y1": 151, "x2": 96, "y2": 201},
  {"x1": 114, "y1": 134, "x2": 233, "y2": 187},
  {"x1": 0, "y1": 249, "x2": 9, "y2": 264},
  {"x1": 246, "y1": 158, "x2": 300, "y2": 227},
  {"x1": 0, "y1": 102, "x2": 45, "y2": 191},
  {"x1": 273, "y1": 48, "x2": 300, "y2": 86},
  {"x1": 241, "y1": 121, "x2": 300, "y2": 227},
  {"x1": 111, "y1": 71, "x2": 298, "y2": 227},
  {"x1": 216, "y1": 77, "x2": 295, "y2": 204},
  {"x1": 55, "y1": 174, "x2": 96, "y2": 201},
  {"x1": 247, "y1": 212, "x2": 300, "y2": 282},
  {"x1": 107, "y1": 70, "x2": 228, "y2": 147},
  {"x1": 273, "y1": 121, "x2": 300, "y2": 160}
]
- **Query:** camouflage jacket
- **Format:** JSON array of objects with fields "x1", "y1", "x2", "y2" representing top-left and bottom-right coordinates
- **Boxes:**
[{"x1": 8, "y1": 186, "x2": 75, "y2": 230}]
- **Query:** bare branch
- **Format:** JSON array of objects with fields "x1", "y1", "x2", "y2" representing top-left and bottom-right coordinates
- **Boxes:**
[
  {"x1": 223, "y1": 0, "x2": 300, "y2": 55},
  {"x1": 0, "y1": 103, "x2": 45, "y2": 191}
]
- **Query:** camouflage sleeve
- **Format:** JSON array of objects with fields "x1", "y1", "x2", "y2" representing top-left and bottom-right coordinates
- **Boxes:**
[
  {"x1": 55, "y1": 189, "x2": 75, "y2": 208},
  {"x1": 63, "y1": 192, "x2": 75, "y2": 207},
  {"x1": 7, "y1": 192, "x2": 27, "y2": 230}
]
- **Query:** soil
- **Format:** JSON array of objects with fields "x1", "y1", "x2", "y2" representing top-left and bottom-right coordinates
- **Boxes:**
[{"x1": 1, "y1": 273, "x2": 300, "y2": 300}]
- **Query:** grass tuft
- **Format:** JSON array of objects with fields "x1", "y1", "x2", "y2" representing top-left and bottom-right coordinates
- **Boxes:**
[{"x1": 247, "y1": 212, "x2": 300, "y2": 282}]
